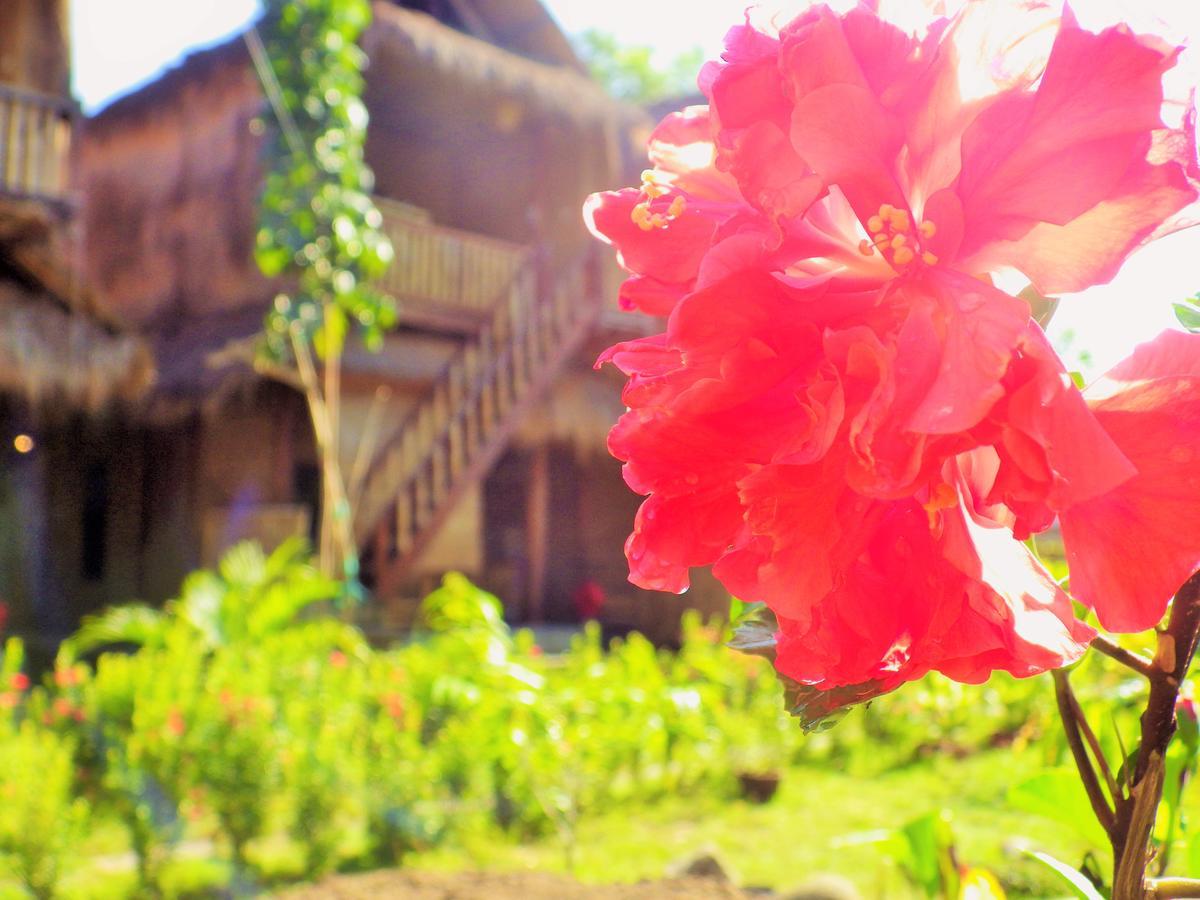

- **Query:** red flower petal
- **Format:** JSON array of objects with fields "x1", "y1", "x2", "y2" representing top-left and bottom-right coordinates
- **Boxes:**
[
  {"x1": 1060, "y1": 331, "x2": 1200, "y2": 632},
  {"x1": 955, "y1": 14, "x2": 1193, "y2": 284},
  {"x1": 905, "y1": 269, "x2": 1032, "y2": 434}
]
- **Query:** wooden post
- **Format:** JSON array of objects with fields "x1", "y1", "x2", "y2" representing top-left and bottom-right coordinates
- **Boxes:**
[{"x1": 524, "y1": 443, "x2": 549, "y2": 624}]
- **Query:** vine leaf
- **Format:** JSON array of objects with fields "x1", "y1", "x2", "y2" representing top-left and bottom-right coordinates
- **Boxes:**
[{"x1": 728, "y1": 602, "x2": 888, "y2": 733}]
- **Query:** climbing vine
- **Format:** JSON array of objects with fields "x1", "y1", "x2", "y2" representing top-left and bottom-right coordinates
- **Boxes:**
[{"x1": 250, "y1": 0, "x2": 396, "y2": 585}]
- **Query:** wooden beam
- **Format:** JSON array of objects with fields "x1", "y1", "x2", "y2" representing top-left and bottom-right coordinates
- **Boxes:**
[{"x1": 524, "y1": 442, "x2": 548, "y2": 623}]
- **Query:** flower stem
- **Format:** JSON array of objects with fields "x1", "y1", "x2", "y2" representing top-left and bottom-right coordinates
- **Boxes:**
[
  {"x1": 1148, "y1": 877, "x2": 1200, "y2": 898},
  {"x1": 1111, "y1": 571, "x2": 1200, "y2": 900},
  {"x1": 1092, "y1": 634, "x2": 1156, "y2": 679},
  {"x1": 1053, "y1": 668, "x2": 1116, "y2": 835}
]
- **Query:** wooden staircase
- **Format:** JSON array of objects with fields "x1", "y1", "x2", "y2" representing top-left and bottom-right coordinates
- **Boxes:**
[{"x1": 357, "y1": 249, "x2": 605, "y2": 596}]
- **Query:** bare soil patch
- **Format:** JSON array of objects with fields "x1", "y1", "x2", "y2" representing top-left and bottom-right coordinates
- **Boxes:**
[{"x1": 275, "y1": 869, "x2": 755, "y2": 899}]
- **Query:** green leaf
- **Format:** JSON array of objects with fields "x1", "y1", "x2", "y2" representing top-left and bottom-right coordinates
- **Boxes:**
[
  {"x1": 729, "y1": 603, "x2": 889, "y2": 732},
  {"x1": 1025, "y1": 850, "x2": 1106, "y2": 900},
  {"x1": 1174, "y1": 301, "x2": 1200, "y2": 333},
  {"x1": 1020, "y1": 284, "x2": 1061, "y2": 328},
  {"x1": 313, "y1": 303, "x2": 348, "y2": 359},
  {"x1": 899, "y1": 811, "x2": 959, "y2": 898},
  {"x1": 1187, "y1": 829, "x2": 1200, "y2": 875},
  {"x1": 1008, "y1": 770, "x2": 1109, "y2": 848}
]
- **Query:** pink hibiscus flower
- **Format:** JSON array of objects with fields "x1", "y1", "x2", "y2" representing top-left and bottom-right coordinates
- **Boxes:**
[{"x1": 586, "y1": 1, "x2": 1200, "y2": 709}]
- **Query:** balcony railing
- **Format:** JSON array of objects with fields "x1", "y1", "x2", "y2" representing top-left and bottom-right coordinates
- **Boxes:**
[
  {"x1": 375, "y1": 195, "x2": 531, "y2": 316},
  {"x1": 0, "y1": 84, "x2": 72, "y2": 203}
]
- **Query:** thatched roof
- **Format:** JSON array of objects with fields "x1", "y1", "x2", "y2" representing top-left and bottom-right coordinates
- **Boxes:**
[
  {"x1": 366, "y1": 4, "x2": 646, "y2": 130},
  {"x1": 90, "y1": 3, "x2": 642, "y2": 135},
  {"x1": 0, "y1": 279, "x2": 154, "y2": 411},
  {"x1": 443, "y1": 0, "x2": 585, "y2": 71}
]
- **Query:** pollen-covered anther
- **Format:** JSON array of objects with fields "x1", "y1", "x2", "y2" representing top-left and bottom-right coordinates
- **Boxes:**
[
  {"x1": 630, "y1": 175, "x2": 687, "y2": 231},
  {"x1": 923, "y1": 481, "x2": 959, "y2": 529},
  {"x1": 858, "y1": 239, "x2": 876, "y2": 256},
  {"x1": 866, "y1": 203, "x2": 939, "y2": 270}
]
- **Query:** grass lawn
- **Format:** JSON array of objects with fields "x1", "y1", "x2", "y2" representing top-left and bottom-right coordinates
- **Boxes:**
[{"x1": 406, "y1": 747, "x2": 1102, "y2": 898}]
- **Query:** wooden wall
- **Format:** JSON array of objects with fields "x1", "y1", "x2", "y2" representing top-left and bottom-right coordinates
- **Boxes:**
[{"x1": 0, "y1": 0, "x2": 70, "y2": 97}]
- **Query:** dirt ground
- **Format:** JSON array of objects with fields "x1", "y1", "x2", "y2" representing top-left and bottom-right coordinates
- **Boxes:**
[{"x1": 275, "y1": 870, "x2": 759, "y2": 899}]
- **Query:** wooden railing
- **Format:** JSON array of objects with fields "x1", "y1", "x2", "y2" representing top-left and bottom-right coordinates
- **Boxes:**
[
  {"x1": 0, "y1": 84, "x2": 72, "y2": 203},
  {"x1": 375, "y1": 195, "x2": 531, "y2": 314},
  {"x1": 357, "y1": 250, "x2": 604, "y2": 588}
]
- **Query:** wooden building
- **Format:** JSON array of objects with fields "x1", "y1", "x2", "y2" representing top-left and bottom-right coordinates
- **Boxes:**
[
  {"x1": 0, "y1": 0, "x2": 156, "y2": 654},
  {"x1": 29, "y1": 0, "x2": 733, "y2": 643}
]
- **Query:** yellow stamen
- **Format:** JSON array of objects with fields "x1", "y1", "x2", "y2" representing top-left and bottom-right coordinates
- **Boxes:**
[
  {"x1": 921, "y1": 251, "x2": 939, "y2": 266},
  {"x1": 631, "y1": 203, "x2": 654, "y2": 231},
  {"x1": 668, "y1": 196, "x2": 687, "y2": 217},
  {"x1": 926, "y1": 481, "x2": 957, "y2": 510},
  {"x1": 873, "y1": 233, "x2": 891, "y2": 246},
  {"x1": 890, "y1": 210, "x2": 911, "y2": 233},
  {"x1": 867, "y1": 215, "x2": 885, "y2": 233},
  {"x1": 891, "y1": 234, "x2": 908, "y2": 249},
  {"x1": 893, "y1": 246, "x2": 915, "y2": 266},
  {"x1": 918, "y1": 220, "x2": 937, "y2": 239},
  {"x1": 923, "y1": 482, "x2": 958, "y2": 528},
  {"x1": 879, "y1": 203, "x2": 896, "y2": 218}
]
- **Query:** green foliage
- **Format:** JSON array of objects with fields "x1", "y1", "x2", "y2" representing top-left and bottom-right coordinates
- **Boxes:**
[
  {"x1": 0, "y1": 721, "x2": 87, "y2": 899},
  {"x1": 68, "y1": 539, "x2": 345, "y2": 655},
  {"x1": 254, "y1": 0, "x2": 395, "y2": 359},
  {"x1": 1008, "y1": 769, "x2": 1109, "y2": 848},
  {"x1": 1175, "y1": 294, "x2": 1200, "y2": 333},
  {"x1": 16, "y1": 553, "x2": 1200, "y2": 896},
  {"x1": 575, "y1": 29, "x2": 706, "y2": 103}
]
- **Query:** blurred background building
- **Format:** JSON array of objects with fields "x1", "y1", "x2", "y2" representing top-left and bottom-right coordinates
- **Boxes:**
[{"x1": 0, "y1": 0, "x2": 730, "y2": 655}]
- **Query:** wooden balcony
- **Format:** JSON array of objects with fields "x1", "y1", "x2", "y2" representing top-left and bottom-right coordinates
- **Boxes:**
[
  {"x1": 0, "y1": 84, "x2": 72, "y2": 204},
  {"x1": 375, "y1": 195, "x2": 531, "y2": 326}
]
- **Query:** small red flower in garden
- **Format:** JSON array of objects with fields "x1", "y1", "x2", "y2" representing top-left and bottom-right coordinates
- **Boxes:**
[
  {"x1": 166, "y1": 707, "x2": 186, "y2": 738},
  {"x1": 587, "y1": 1, "x2": 1200, "y2": 706},
  {"x1": 329, "y1": 649, "x2": 348, "y2": 668},
  {"x1": 51, "y1": 697, "x2": 74, "y2": 720},
  {"x1": 572, "y1": 580, "x2": 607, "y2": 620},
  {"x1": 8, "y1": 673, "x2": 29, "y2": 692},
  {"x1": 0, "y1": 692, "x2": 18, "y2": 709},
  {"x1": 382, "y1": 692, "x2": 405, "y2": 722}
]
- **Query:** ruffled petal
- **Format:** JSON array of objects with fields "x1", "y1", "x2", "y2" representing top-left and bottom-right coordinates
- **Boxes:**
[
  {"x1": 583, "y1": 188, "x2": 720, "y2": 285},
  {"x1": 976, "y1": 323, "x2": 1135, "y2": 535},
  {"x1": 905, "y1": 268, "x2": 1032, "y2": 434},
  {"x1": 954, "y1": 13, "x2": 1193, "y2": 281},
  {"x1": 770, "y1": 500, "x2": 1091, "y2": 692},
  {"x1": 1060, "y1": 331, "x2": 1200, "y2": 632}
]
